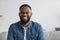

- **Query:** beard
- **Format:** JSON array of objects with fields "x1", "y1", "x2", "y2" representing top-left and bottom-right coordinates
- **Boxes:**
[{"x1": 20, "y1": 16, "x2": 30, "y2": 24}]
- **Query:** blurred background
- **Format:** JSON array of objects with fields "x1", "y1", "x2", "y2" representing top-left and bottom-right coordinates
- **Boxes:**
[{"x1": 0, "y1": 0, "x2": 60, "y2": 32}]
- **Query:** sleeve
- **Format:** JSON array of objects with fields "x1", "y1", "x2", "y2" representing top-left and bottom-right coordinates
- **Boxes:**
[
  {"x1": 37, "y1": 24, "x2": 45, "y2": 40},
  {"x1": 7, "y1": 24, "x2": 14, "y2": 40}
]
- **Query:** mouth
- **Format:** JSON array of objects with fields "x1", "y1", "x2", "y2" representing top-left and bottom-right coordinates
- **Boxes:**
[
  {"x1": 20, "y1": 16, "x2": 30, "y2": 23},
  {"x1": 22, "y1": 17, "x2": 27, "y2": 20}
]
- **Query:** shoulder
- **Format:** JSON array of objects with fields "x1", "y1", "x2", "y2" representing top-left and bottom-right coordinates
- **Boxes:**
[
  {"x1": 31, "y1": 21, "x2": 42, "y2": 29},
  {"x1": 31, "y1": 21, "x2": 42, "y2": 27},
  {"x1": 9, "y1": 21, "x2": 20, "y2": 29}
]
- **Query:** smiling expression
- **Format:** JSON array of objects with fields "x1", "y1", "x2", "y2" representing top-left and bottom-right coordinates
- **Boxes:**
[{"x1": 19, "y1": 6, "x2": 32, "y2": 24}]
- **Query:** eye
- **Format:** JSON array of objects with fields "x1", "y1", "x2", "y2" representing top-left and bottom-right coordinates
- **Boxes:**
[
  {"x1": 21, "y1": 12, "x2": 24, "y2": 14},
  {"x1": 26, "y1": 12, "x2": 29, "y2": 14}
]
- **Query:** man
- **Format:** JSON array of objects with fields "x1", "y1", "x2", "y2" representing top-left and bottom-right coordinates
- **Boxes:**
[{"x1": 7, "y1": 4, "x2": 44, "y2": 40}]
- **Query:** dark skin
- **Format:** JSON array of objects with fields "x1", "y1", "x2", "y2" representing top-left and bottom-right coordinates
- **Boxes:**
[{"x1": 19, "y1": 6, "x2": 32, "y2": 27}]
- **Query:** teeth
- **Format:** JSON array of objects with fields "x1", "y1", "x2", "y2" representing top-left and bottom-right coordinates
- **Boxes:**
[{"x1": 23, "y1": 17, "x2": 27, "y2": 19}]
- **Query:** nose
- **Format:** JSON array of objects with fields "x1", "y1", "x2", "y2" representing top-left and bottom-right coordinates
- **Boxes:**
[{"x1": 23, "y1": 13, "x2": 27, "y2": 16}]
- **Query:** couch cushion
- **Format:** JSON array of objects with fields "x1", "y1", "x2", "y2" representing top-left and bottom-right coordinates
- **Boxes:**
[
  {"x1": 44, "y1": 31, "x2": 60, "y2": 40},
  {"x1": 0, "y1": 32, "x2": 7, "y2": 40}
]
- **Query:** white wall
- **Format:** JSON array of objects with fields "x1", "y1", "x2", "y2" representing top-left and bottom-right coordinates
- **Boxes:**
[{"x1": 0, "y1": 0, "x2": 60, "y2": 32}]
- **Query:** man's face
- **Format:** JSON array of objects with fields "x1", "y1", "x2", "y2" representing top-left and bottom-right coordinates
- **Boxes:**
[{"x1": 19, "y1": 7, "x2": 32, "y2": 24}]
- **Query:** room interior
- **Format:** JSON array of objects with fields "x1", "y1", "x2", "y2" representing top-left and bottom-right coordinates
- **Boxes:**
[{"x1": 0, "y1": 0, "x2": 60, "y2": 40}]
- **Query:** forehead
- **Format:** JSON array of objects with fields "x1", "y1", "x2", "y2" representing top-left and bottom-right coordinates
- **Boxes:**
[{"x1": 20, "y1": 7, "x2": 31, "y2": 12}]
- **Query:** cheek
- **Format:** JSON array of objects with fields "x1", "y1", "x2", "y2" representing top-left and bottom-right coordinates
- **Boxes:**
[
  {"x1": 28, "y1": 13, "x2": 32, "y2": 17},
  {"x1": 19, "y1": 13, "x2": 22, "y2": 17}
]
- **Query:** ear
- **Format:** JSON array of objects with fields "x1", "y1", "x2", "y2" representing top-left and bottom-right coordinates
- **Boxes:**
[
  {"x1": 19, "y1": 12, "x2": 20, "y2": 17},
  {"x1": 31, "y1": 12, "x2": 32, "y2": 16}
]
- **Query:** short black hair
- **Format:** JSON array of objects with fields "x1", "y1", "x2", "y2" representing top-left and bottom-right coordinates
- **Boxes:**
[{"x1": 19, "y1": 4, "x2": 31, "y2": 10}]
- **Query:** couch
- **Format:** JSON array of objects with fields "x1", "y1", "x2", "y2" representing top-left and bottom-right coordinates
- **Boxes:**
[{"x1": 0, "y1": 31, "x2": 60, "y2": 40}]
